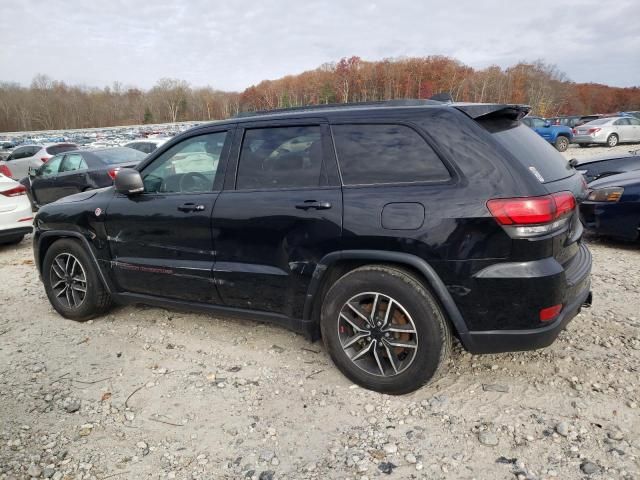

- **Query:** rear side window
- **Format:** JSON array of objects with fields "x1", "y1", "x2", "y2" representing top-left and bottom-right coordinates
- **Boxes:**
[
  {"x1": 46, "y1": 144, "x2": 77, "y2": 155},
  {"x1": 93, "y1": 148, "x2": 147, "y2": 164},
  {"x1": 483, "y1": 121, "x2": 572, "y2": 183},
  {"x1": 332, "y1": 124, "x2": 450, "y2": 185},
  {"x1": 236, "y1": 126, "x2": 326, "y2": 190}
]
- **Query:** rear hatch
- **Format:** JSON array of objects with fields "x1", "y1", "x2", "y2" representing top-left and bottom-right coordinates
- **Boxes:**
[{"x1": 463, "y1": 106, "x2": 587, "y2": 272}]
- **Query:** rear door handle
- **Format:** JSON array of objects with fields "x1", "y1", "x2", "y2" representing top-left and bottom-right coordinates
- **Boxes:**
[
  {"x1": 178, "y1": 203, "x2": 205, "y2": 212},
  {"x1": 295, "y1": 200, "x2": 332, "y2": 211}
]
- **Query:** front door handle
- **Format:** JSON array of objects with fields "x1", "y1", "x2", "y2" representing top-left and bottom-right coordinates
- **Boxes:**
[
  {"x1": 295, "y1": 200, "x2": 332, "y2": 210},
  {"x1": 178, "y1": 203, "x2": 205, "y2": 212}
]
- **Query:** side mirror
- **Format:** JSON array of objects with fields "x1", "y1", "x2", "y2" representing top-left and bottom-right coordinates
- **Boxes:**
[
  {"x1": 114, "y1": 168, "x2": 144, "y2": 195},
  {"x1": 568, "y1": 158, "x2": 579, "y2": 168}
]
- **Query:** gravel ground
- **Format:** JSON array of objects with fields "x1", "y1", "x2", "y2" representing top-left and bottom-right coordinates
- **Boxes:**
[{"x1": 0, "y1": 143, "x2": 638, "y2": 480}]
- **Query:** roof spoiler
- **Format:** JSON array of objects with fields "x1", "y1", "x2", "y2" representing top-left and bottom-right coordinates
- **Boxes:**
[{"x1": 453, "y1": 103, "x2": 531, "y2": 121}]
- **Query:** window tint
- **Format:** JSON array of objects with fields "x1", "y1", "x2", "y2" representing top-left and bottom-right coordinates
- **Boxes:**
[
  {"x1": 38, "y1": 155, "x2": 63, "y2": 177},
  {"x1": 332, "y1": 124, "x2": 450, "y2": 185},
  {"x1": 530, "y1": 118, "x2": 546, "y2": 128},
  {"x1": 46, "y1": 144, "x2": 77, "y2": 155},
  {"x1": 142, "y1": 131, "x2": 227, "y2": 193},
  {"x1": 629, "y1": 118, "x2": 640, "y2": 126},
  {"x1": 59, "y1": 153, "x2": 87, "y2": 173},
  {"x1": 615, "y1": 118, "x2": 630, "y2": 126},
  {"x1": 236, "y1": 126, "x2": 325, "y2": 190},
  {"x1": 484, "y1": 122, "x2": 572, "y2": 183},
  {"x1": 27, "y1": 146, "x2": 41, "y2": 156}
]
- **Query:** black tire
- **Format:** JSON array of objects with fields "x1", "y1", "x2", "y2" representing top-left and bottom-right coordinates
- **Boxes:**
[
  {"x1": 0, "y1": 234, "x2": 24, "y2": 245},
  {"x1": 320, "y1": 265, "x2": 451, "y2": 394},
  {"x1": 42, "y1": 238, "x2": 111, "y2": 321},
  {"x1": 554, "y1": 136, "x2": 570, "y2": 152},
  {"x1": 607, "y1": 134, "x2": 619, "y2": 147}
]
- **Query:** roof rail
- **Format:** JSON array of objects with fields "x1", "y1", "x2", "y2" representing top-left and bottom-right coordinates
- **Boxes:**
[{"x1": 233, "y1": 98, "x2": 445, "y2": 118}]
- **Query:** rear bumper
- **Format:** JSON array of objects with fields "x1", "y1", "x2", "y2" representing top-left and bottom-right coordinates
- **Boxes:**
[
  {"x1": 0, "y1": 225, "x2": 32, "y2": 240},
  {"x1": 460, "y1": 242, "x2": 592, "y2": 354},
  {"x1": 464, "y1": 283, "x2": 591, "y2": 353},
  {"x1": 573, "y1": 134, "x2": 606, "y2": 144}
]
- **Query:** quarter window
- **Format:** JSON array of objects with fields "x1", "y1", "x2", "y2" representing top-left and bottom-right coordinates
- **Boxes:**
[
  {"x1": 236, "y1": 126, "x2": 325, "y2": 190},
  {"x1": 141, "y1": 132, "x2": 227, "y2": 193},
  {"x1": 332, "y1": 124, "x2": 450, "y2": 185}
]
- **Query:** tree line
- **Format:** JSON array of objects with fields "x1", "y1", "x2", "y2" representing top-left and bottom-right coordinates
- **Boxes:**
[{"x1": 1, "y1": 56, "x2": 639, "y2": 132}]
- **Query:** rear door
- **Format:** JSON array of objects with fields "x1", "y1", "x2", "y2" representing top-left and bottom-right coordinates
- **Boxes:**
[
  {"x1": 104, "y1": 129, "x2": 232, "y2": 303},
  {"x1": 614, "y1": 118, "x2": 633, "y2": 142},
  {"x1": 629, "y1": 117, "x2": 640, "y2": 141},
  {"x1": 212, "y1": 121, "x2": 342, "y2": 318}
]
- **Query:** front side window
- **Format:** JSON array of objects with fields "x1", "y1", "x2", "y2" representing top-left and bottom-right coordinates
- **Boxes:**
[
  {"x1": 59, "y1": 153, "x2": 87, "y2": 173},
  {"x1": 615, "y1": 118, "x2": 631, "y2": 126},
  {"x1": 236, "y1": 126, "x2": 325, "y2": 190},
  {"x1": 332, "y1": 124, "x2": 451, "y2": 185},
  {"x1": 141, "y1": 131, "x2": 227, "y2": 193},
  {"x1": 38, "y1": 155, "x2": 63, "y2": 177}
]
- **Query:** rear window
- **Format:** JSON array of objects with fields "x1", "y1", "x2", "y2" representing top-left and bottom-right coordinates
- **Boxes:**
[
  {"x1": 483, "y1": 121, "x2": 573, "y2": 183},
  {"x1": 46, "y1": 144, "x2": 77, "y2": 155},
  {"x1": 92, "y1": 147, "x2": 146, "y2": 164},
  {"x1": 332, "y1": 124, "x2": 450, "y2": 185}
]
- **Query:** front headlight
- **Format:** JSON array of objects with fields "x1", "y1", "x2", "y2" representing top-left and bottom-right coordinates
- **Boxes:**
[{"x1": 587, "y1": 187, "x2": 624, "y2": 202}]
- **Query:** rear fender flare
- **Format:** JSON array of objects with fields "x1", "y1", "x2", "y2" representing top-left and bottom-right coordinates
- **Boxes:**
[{"x1": 303, "y1": 250, "x2": 472, "y2": 348}]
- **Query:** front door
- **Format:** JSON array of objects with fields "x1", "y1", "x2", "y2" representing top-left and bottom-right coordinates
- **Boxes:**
[
  {"x1": 31, "y1": 154, "x2": 64, "y2": 205},
  {"x1": 104, "y1": 129, "x2": 232, "y2": 303},
  {"x1": 212, "y1": 122, "x2": 342, "y2": 318},
  {"x1": 56, "y1": 153, "x2": 89, "y2": 200}
]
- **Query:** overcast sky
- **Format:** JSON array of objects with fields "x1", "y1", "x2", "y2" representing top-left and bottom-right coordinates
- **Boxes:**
[{"x1": 2, "y1": 0, "x2": 639, "y2": 91}]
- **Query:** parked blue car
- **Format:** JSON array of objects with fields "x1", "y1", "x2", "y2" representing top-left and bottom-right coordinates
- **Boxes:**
[
  {"x1": 580, "y1": 169, "x2": 640, "y2": 241},
  {"x1": 522, "y1": 116, "x2": 573, "y2": 152}
]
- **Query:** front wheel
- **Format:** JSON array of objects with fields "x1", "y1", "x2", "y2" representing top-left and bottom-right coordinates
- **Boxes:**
[
  {"x1": 320, "y1": 265, "x2": 451, "y2": 394},
  {"x1": 554, "y1": 136, "x2": 570, "y2": 152},
  {"x1": 42, "y1": 239, "x2": 112, "y2": 321},
  {"x1": 607, "y1": 134, "x2": 619, "y2": 147}
]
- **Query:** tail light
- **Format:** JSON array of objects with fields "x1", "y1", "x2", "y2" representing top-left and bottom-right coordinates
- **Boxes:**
[
  {"x1": 0, "y1": 164, "x2": 12, "y2": 177},
  {"x1": 107, "y1": 167, "x2": 120, "y2": 180},
  {"x1": 572, "y1": 128, "x2": 577, "y2": 135},
  {"x1": 539, "y1": 304, "x2": 563, "y2": 322},
  {"x1": 587, "y1": 128, "x2": 601, "y2": 135},
  {"x1": 0, "y1": 185, "x2": 27, "y2": 197},
  {"x1": 40, "y1": 157, "x2": 50, "y2": 163},
  {"x1": 487, "y1": 191, "x2": 576, "y2": 237}
]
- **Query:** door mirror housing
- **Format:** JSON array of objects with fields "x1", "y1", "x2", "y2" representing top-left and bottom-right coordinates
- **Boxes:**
[{"x1": 114, "y1": 168, "x2": 144, "y2": 195}]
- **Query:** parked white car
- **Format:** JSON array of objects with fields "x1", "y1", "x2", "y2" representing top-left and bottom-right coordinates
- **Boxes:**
[
  {"x1": 0, "y1": 173, "x2": 33, "y2": 245},
  {"x1": 0, "y1": 143, "x2": 78, "y2": 180},
  {"x1": 573, "y1": 116, "x2": 640, "y2": 148}
]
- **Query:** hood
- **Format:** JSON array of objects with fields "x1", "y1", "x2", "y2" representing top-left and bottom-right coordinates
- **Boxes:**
[{"x1": 588, "y1": 170, "x2": 640, "y2": 189}]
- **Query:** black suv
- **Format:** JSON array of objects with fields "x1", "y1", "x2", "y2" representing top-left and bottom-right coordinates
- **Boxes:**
[{"x1": 32, "y1": 100, "x2": 592, "y2": 394}]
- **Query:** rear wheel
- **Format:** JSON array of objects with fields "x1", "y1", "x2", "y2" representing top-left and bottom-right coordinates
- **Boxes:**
[
  {"x1": 554, "y1": 136, "x2": 570, "y2": 152},
  {"x1": 320, "y1": 265, "x2": 451, "y2": 394},
  {"x1": 607, "y1": 134, "x2": 619, "y2": 147},
  {"x1": 42, "y1": 239, "x2": 111, "y2": 321}
]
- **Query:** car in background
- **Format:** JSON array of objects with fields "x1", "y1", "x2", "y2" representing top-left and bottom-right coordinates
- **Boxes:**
[
  {"x1": 0, "y1": 143, "x2": 78, "y2": 180},
  {"x1": 0, "y1": 173, "x2": 33, "y2": 245},
  {"x1": 522, "y1": 116, "x2": 573, "y2": 151},
  {"x1": 580, "y1": 170, "x2": 640, "y2": 241},
  {"x1": 548, "y1": 115, "x2": 601, "y2": 129},
  {"x1": 124, "y1": 138, "x2": 171, "y2": 154},
  {"x1": 573, "y1": 116, "x2": 640, "y2": 148},
  {"x1": 20, "y1": 147, "x2": 146, "y2": 208},
  {"x1": 574, "y1": 150, "x2": 640, "y2": 183}
]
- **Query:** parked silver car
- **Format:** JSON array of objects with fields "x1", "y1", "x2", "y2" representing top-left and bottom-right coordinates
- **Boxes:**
[
  {"x1": 573, "y1": 116, "x2": 640, "y2": 148},
  {"x1": 0, "y1": 143, "x2": 78, "y2": 180}
]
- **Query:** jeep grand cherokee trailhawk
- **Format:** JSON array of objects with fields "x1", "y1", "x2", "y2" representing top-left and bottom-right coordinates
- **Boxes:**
[{"x1": 33, "y1": 100, "x2": 592, "y2": 394}]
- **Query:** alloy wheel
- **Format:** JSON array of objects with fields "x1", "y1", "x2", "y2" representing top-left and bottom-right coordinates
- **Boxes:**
[
  {"x1": 50, "y1": 253, "x2": 88, "y2": 309},
  {"x1": 337, "y1": 292, "x2": 418, "y2": 377}
]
